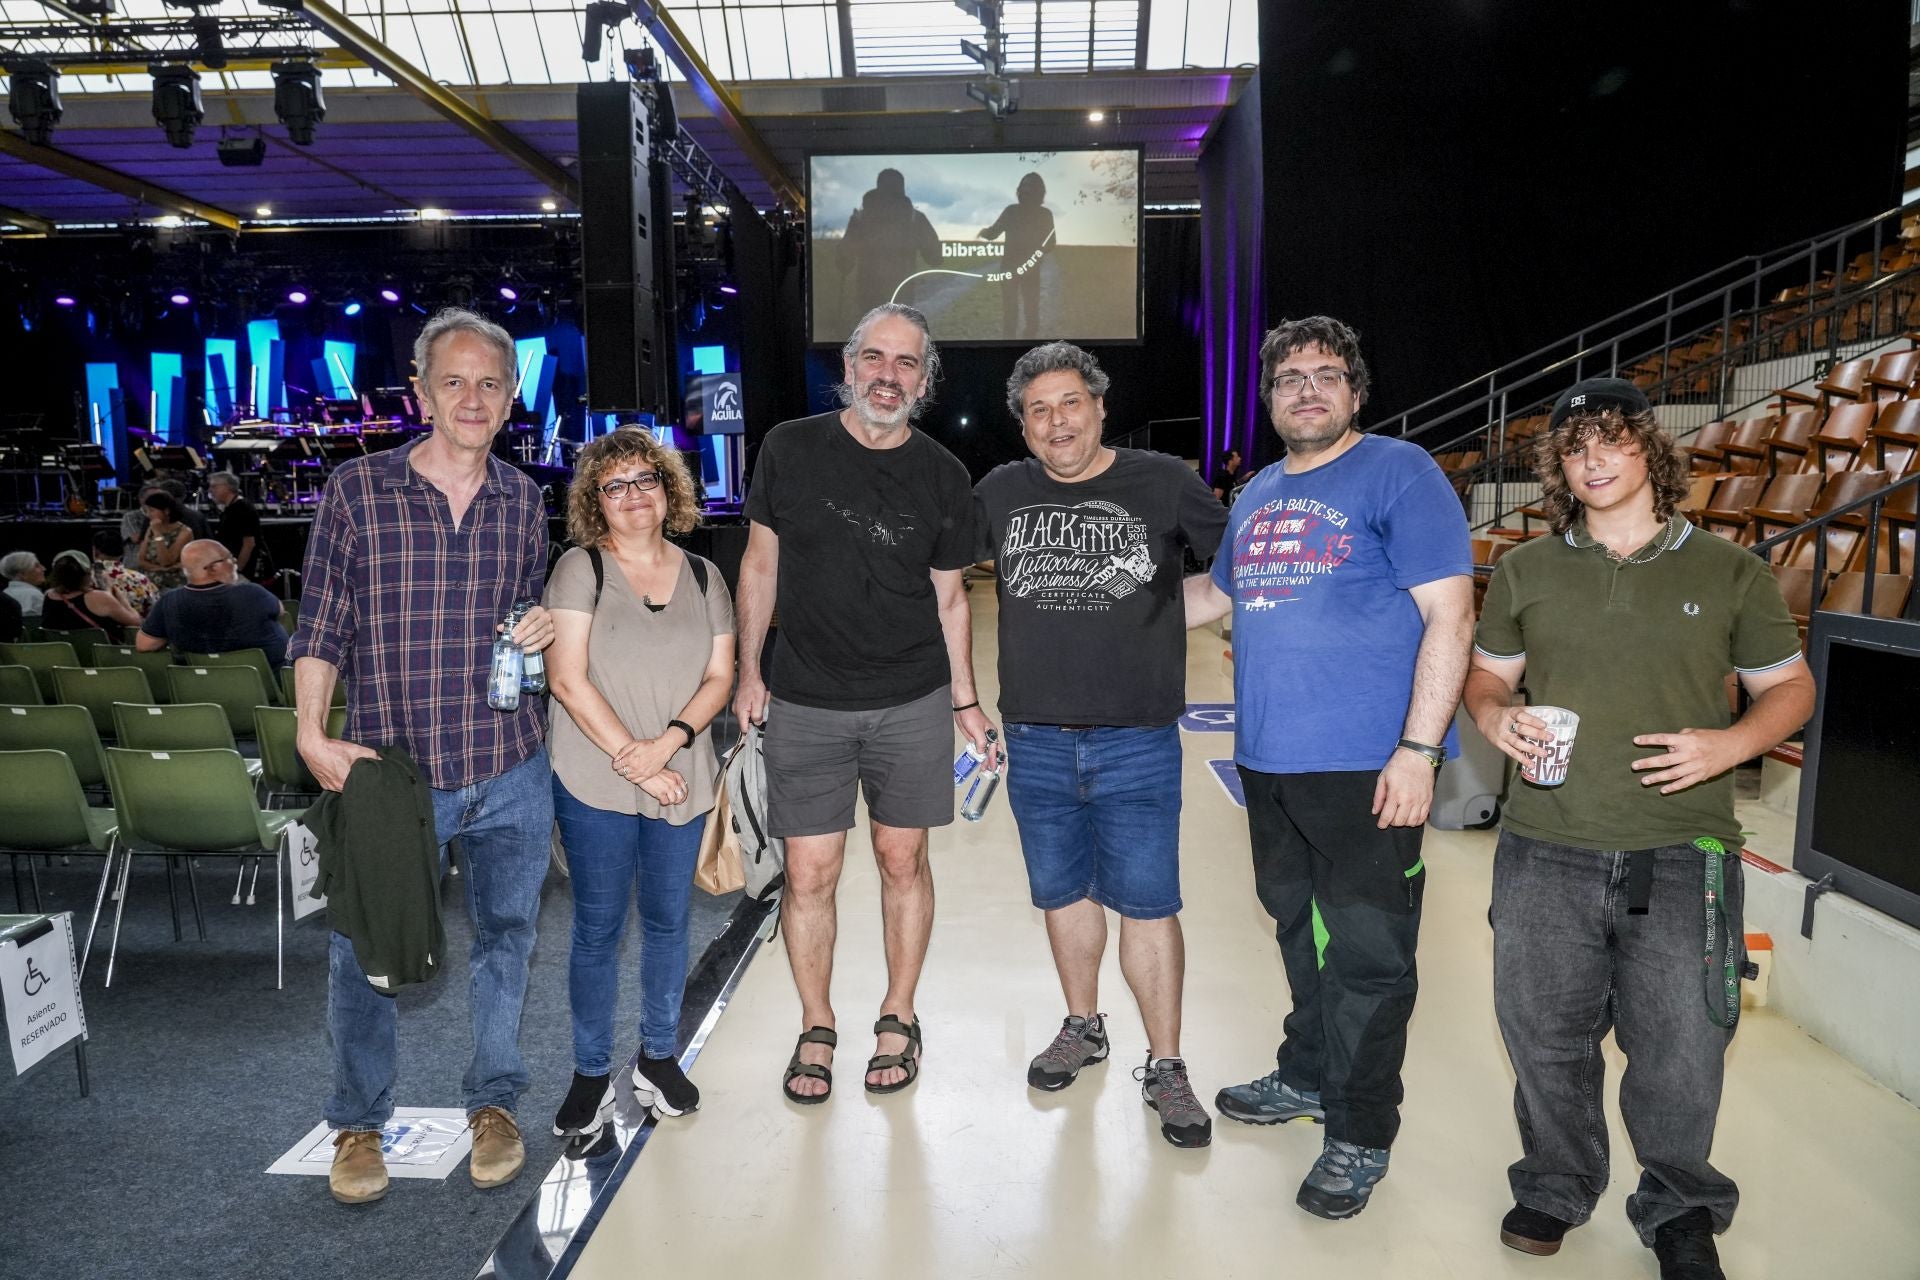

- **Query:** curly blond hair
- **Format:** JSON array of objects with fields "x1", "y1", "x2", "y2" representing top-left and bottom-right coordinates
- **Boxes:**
[
  {"x1": 1530, "y1": 406, "x2": 1690, "y2": 536},
  {"x1": 565, "y1": 428, "x2": 702, "y2": 547}
]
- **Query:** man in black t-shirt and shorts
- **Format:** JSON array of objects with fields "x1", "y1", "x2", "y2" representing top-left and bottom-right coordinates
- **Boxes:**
[
  {"x1": 973, "y1": 343, "x2": 1228, "y2": 1147},
  {"x1": 735, "y1": 303, "x2": 996, "y2": 1104}
]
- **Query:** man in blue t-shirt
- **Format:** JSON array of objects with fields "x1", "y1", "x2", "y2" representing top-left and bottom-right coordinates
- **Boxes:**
[
  {"x1": 138, "y1": 539, "x2": 289, "y2": 668},
  {"x1": 1187, "y1": 315, "x2": 1473, "y2": 1221}
]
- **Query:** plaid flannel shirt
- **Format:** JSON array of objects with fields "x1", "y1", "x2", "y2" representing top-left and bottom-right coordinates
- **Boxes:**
[{"x1": 288, "y1": 438, "x2": 548, "y2": 790}]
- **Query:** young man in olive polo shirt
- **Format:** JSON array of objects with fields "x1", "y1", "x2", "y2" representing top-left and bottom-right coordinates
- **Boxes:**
[{"x1": 1463, "y1": 377, "x2": 1814, "y2": 1280}]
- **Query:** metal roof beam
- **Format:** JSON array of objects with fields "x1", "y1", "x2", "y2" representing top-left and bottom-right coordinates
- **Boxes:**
[
  {"x1": 0, "y1": 202, "x2": 55, "y2": 234},
  {"x1": 292, "y1": 0, "x2": 578, "y2": 204},
  {"x1": 0, "y1": 130, "x2": 242, "y2": 231},
  {"x1": 630, "y1": 1, "x2": 805, "y2": 212}
]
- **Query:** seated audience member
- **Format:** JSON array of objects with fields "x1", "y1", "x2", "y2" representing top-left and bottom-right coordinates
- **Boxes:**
[
  {"x1": 1, "y1": 551, "x2": 46, "y2": 620},
  {"x1": 545, "y1": 428, "x2": 736, "y2": 1136},
  {"x1": 137, "y1": 492, "x2": 192, "y2": 590},
  {"x1": 138, "y1": 539, "x2": 289, "y2": 667},
  {"x1": 90, "y1": 527, "x2": 159, "y2": 616},
  {"x1": 41, "y1": 551, "x2": 141, "y2": 638},
  {"x1": 147, "y1": 477, "x2": 211, "y2": 541}
]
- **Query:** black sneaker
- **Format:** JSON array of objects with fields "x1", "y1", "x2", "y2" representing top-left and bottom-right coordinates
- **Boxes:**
[
  {"x1": 1027, "y1": 1014, "x2": 1110, "y2": 1091},
  {"x1": 1652, "y1": 1208, "x2": 1725, "y2": 1280},
  {"x1": 1501, "y1": 1204, "x2": 1576, "y2": 1256},
  {"x1": 552, "y1": 1071, "x2": 615, "y2": 1138},
  {"x1": 633, "y1": 1053, "x2": 701, "y2": 1117}
]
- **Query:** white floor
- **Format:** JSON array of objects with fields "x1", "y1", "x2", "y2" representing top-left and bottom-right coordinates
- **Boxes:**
[{"x1": 570, "y1": 591, "x2": 1920, "y2": 1280}]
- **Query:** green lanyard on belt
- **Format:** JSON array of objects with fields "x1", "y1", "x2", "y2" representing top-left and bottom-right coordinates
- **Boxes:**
[{"x1": 1694, "y1": 837, "x2": 1741, "y2": 1030}]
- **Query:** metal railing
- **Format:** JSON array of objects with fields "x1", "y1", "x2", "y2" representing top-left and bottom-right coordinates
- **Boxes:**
[
  {"x1": 1378, "y1": 207, "x2": 1916, "y2": 526},
  {"x1": 1749, "y1": 469, "x2": 1919, "y2": 621}
]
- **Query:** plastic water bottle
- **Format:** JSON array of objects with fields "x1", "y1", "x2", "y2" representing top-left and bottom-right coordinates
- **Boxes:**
[
  {"x1": 953, "y1": 740, "x2": 986, "y2": 788},
  {"x1": 511, "y1": 598, "x2": 547, "y2": 695},
  {"x1": 487, "y1": 616, "x2": 523, "y2": 711},
  {"x1": 960, "y1": 731, "x2": 1002, "y2": 823}
]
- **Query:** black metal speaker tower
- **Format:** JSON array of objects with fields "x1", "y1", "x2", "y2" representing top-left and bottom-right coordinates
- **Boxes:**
[{"x1": 577, "y1": 81, "x2": 678, "y2": 419}]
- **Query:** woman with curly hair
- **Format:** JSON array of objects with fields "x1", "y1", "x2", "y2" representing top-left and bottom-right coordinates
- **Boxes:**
[
  {"x1": 1463, "y1": 378, "x2": 1812, "y2": 1275},
  {"x1": 542, "y1": 428, "x2": 735, "y2": 1139}
]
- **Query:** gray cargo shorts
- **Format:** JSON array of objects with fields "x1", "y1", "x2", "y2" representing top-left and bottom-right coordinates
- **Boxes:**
[{"x1": 761, "y1": 684, "x2": 955, "y2": 836}]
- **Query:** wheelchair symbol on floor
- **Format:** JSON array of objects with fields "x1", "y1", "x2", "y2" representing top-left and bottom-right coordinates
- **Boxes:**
[
  {"x1": 22, "y1": 957, "x2": 47, "y2": 997},
  {"x1": 1179, "y1": 703, "x2": 1236, "y2": 733}
]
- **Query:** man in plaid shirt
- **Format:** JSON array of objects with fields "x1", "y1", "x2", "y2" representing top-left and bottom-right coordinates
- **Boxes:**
[{"x1": 290, "y1": 308, "x2": 557, "y2": 1206}]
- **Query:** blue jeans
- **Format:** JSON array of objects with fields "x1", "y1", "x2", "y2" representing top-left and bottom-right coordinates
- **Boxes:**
[
  {"x1": 553, "y1": 778, "x2": 707, "y2": 1070},
  {"x1": 1002, "y1": 722, "x2": 1183, "y2": 920},
  {"x1": 325, "y1": 747, "x2": 553, "y2": 1130}
]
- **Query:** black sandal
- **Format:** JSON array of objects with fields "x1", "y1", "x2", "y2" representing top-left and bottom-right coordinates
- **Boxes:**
[
  {"x1": 782, "y1": 1026, "x2": 837, "y2": 1105},
  {"x1": 864, "y1": 1014, "x2": 923, "y2": 1095}
]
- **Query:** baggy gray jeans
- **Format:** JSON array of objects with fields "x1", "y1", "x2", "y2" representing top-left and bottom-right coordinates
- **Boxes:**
[{"x1": 1491, "y1": 829, "x2": 1742, "y2": 1245}]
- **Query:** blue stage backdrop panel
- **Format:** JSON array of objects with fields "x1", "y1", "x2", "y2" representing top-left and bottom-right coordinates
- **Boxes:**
[
  {"x1": 149, "y1": 352, "x2": 184, "y2": 444},
  {"x1": 85, "y1": 362, "x2": 122, "y2": 475},
  {"x1": 247, "y1": 319, "x2": 283, "y2": 414},
  {"x1": 205, "y1": 340, "x2": 238, "y2": 423}
]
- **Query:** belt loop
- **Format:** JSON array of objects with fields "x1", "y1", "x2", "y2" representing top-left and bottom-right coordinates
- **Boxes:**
[{"x1": 1626, "y1": 847, "x2": 1654, "y2": 916}]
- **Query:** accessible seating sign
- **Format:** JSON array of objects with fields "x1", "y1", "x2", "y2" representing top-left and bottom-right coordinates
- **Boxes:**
[{"x1": 2, "y1": 913, "x2": 88, "y2": 1078}]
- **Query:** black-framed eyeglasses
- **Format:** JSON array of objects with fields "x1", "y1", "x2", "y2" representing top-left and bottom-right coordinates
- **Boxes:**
[
  {"x1": 1271, "y1": 369, "x2": 1351, "y2": 397},
  {"x1": 599, "y1": 472, "x2": 663, "y2": 499}
]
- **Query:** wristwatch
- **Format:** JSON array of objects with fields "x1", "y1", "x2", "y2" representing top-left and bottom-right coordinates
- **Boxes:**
[{"x1": 1396, "y1": 738, "x2": 1445, "y2": 768}]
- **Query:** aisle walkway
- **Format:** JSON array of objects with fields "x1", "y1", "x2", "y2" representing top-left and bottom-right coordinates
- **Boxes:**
[{"x1": 570, "y1": 592, "x2": 1920, "y2": 1280}]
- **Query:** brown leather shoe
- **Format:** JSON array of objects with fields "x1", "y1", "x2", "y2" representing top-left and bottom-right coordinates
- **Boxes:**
[
  {"x1": 329, "y1": 1129, "x2": 389, "y2": 1205},
  {"x1": 467, "y1": 1106, "x2": 524, "y2": 1189}
]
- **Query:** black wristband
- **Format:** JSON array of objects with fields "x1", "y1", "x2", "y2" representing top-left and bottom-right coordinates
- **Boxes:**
[
  {"x1": 1396, "y1": 738, "x2": 1445, "y2": 767},
  {"x1": 952, "y1": 700, "x2": 980, "y2": 713},
  {"x1": 668, "y1": 719, "x2": 695, "y2": 748}
]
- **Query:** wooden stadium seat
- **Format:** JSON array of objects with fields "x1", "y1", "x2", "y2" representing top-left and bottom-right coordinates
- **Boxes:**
[
  {"x1": 1720, "y1": 417, "x2": 1775, "y2": 474},
  {"x1": 1700, "y1": 475, "x2": 1768, "y2": 538},
  {"x1": 1771, "y1": 564, "x2": 1818, "y2": 628},
  {"x1": 1811, "y1": 402, "x2": 1876, "y2": 476},
  {"x1": 1872, "y1": 399, "x2": 1920, "y2": 477},
  {"x1": 1746, "y1": 472, "x2": 1826, "y2": 544},
  {"x1": 1779, "y1": 470, "x2": 1893, "y2": 570},
  {"x1": 1775, "y1": 355, "x2": 1872, "y2": 412},
  {"x1": 1762, "y1": 408, "x2": 1823, "y2": 476},
  {"x1": 1686, "y1": 420, "x2": 1735, "y2": 472},
  {"x1": 1820, "y1": 572, "x2": 1912, "y2": 618},
  {"x1": 1867, "y1": 348, "x2": 1920, "y2": 402},
  {"x1": 1677, "y1": 474, "x2": 1721, "y2": 518}
]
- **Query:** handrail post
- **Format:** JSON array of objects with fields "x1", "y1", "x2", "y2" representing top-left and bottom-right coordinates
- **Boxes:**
[
  {"x1": 1495, "y1": 390, "x2": 1509, "y2": 521},
  {"x1": 1862, "y1": 496, "x2": 1880, "y2": 613}
]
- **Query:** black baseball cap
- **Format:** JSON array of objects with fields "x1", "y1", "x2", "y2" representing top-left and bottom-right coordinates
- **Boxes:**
[{"x1": 1548, "y1": 377, "x2": 1651, "y2": 431}]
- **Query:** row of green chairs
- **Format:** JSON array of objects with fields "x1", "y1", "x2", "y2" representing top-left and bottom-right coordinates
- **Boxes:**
[
  {"x1": 0, "y1": 747, "x2": 303, "y2": 989},
  {"x1": 0, "y1": 641, "x2": 286, "y2": 711}
]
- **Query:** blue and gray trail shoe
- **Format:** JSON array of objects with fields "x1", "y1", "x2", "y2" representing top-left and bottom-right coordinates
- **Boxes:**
[
  {"x1": 1215, "y1": 1068, "x2": 1326, "y2": 1125},
  {"x1": 1135, "y1": 1056, "x2": 1213, "y2": 1148},
  {"x1": 1028, "y1": 1014, "x2": 1109, "y2": 1091},
  {"x1": 1296, "y1": 1138, "x2": 1390, "y2": 1220}
]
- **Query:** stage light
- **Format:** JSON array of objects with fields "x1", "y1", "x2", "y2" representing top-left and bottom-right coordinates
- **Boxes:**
[
  {"x1": 1087, "y1": 110, "x2": 1105, "y2": 123},
  {"x1": 54, "y1": 295, "x2": 76, "y2": 307},
  {"x1": 343, "y1": 300, "x2": 363, "y2": 316},
  {"x1": 271, "y1": 60, "x2": 325, "y2": 145},
  {"x1": 541, "y1": 200, "x2": 557, "y2": 212},
  {"x1": 287, "y1": 288, "x2": 309, "y2": 304},
  {"x1": 256, "y1": 205, "x2": 272, "y2": 217},
  {"x1": 418, "y1": 207, "x2": 447, "y2": 221},
  {"x1": 169, "y1": 292, "x2": 191, "y2": 306},
  {"x1": 582, "y1": 0, "x2": 627, "y2": 62},
  {"x1": 217, "y1": 137, "x2": 266, "y2": 167},
  {"x1": 6, "y1": 60, "x2": 62, "y2": 146},
  {"x1": 718, "y1": 283, "x2": 739, "y2": 296},
  {"x1": 192, "y1": 14, "x2": 226, "y2": 70},
  {"x1": 379, "y1": 287, "x2": 402, "y2": 303},
  {"x1": 150, "y1": 64, "x2": 205, "y2": 149},
  {"x1": 499, "y1": 285, "x2": 518, "y2": 301}
]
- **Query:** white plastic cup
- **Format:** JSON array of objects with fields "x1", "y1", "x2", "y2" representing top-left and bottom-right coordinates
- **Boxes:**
[{"x1": 1519, "y1": 706, "x2": 1580, "y2": 787}]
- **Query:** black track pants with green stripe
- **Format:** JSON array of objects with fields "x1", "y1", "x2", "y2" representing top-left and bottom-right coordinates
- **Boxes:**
[{"x1": 1238, "y1": 765, "x2": 1427, "y2": 1151}]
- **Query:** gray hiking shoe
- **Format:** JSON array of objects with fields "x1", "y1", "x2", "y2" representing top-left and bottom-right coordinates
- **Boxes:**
[
  {"x1": 1215, "y1": 1068, "x2": 1326, "y2": 1126},
  {"x1": 1028, "y1": 1014, "x2": 1110, "y2": 1091},
  {"x1": 1134, "y1": 1056, "x2": 1213, "y2": 1148},
  {"x1": 1296, "y1": 1138, "x2": 1390, "y2": 1219}
]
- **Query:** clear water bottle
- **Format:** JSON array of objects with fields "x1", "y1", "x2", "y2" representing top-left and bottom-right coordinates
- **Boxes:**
[
  {"x1": 487, "y1": 616, "x2": 523, "y2": 711},
  {"x1": 953, "y1": 740, "x2": 986, "y2": 788},
  {"x1": 511, "y1": 598, "x2": 547, "y2": 695},
  {"x1": 960, "y1": 731, "x2": 1002, "y2": 823}
]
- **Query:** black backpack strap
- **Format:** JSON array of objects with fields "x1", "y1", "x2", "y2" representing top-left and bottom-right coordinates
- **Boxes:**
[
  {"x1": 588, "y1": 546, "x2": 605, "y2": 609},
  {"x1": 689, "y1": 554, "x2": 709, "y2": 597}
]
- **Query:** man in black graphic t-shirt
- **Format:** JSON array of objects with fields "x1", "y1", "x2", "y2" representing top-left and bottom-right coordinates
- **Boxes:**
[
  {"x1": 735, "y1": 302, "x2": 994, "y2": 1103},
  {"x1": 973, "y1": 342, "x2": 1228, "y2": 1148}
]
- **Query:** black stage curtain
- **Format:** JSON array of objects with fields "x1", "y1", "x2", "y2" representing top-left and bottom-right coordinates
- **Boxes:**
[
  {"x1": 1256, "y1": 0, "x2": 1909, "y2": 428},
  {"x1": 1197, "y1": 72, "x2": 1267, "y2": 472}
]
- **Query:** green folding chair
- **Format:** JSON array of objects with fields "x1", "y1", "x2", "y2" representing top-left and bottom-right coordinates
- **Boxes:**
[
  {"x1": 277, "y1": 664, "x2": 347, "y2": 711},
  {"x1": 42, "y1": 627, "x2": 113, "y2": 663},
  {"x1": 0, "y1": 640, "x2": 81, "y2": 702},
  {"x1": 90, "y1": 646, "x2": 178, "y2": 703},
  {"x1": 181, "y1": 649, "x2": 282, "y2": 706},
  {"x1": 50, "y1": 665, "x2": 155, "y2": 738},
  {"x1": 0, "y1": 664, "x2": 42, "y2": 705},
  {"x1": 0, "y1": 703, "x2": 110, "y2": 800},
  {"x1": 0, "y1": 750, "x2": 117, "y2": 935},
  {"x1": 280, "y1": 598, "x2": 301, "y2": 632},
  {"x1": 102, "y1": 747, "x2": 305, "y2": 989},
  {"x1": 253, "y1": 704, "x2": 347, "y2": 808},
  {"x1": 162, "y1": 665, "x2": 270, "y2": 740},
  {"x1": 114, "y1": 701, "x2": 262, "y2": 902}
]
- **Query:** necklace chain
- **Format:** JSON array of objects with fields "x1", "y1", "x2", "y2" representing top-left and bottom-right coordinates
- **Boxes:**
[{"x1": 1593, "y1": 516, "x2": 1679, "y2": 566}]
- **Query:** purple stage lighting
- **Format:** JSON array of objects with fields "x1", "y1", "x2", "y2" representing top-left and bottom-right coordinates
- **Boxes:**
[
  {"x1": 718, "y1": 284, "x2": 739, "y2": 295},
  {"x1": 287, "y1": 288, "x2": 309, "y2": 304},
  {"x1": 379, "y1": 288, "x2": 401, "y2": 303},
  {"x1": 499, "y1": 285, "x2": 518, "y2": 301},
  {"x1": 54, "y1": 295, "x2": 76, "y2": 307},
  {"x1": 169, "y1": 292, "x2": 191, "y2": 306}
]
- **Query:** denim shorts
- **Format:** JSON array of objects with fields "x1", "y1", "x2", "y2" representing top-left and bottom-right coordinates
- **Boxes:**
[{"x1": 1003, "y1": 721, "x2": 1183, "y2": 920}]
